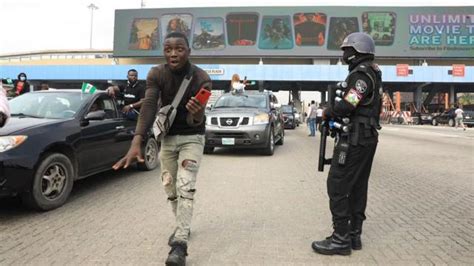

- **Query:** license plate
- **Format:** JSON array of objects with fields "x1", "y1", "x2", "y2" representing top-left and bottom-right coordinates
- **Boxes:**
[{"x1": 222, "y1": 138, "x2": 235, "y2": 145}]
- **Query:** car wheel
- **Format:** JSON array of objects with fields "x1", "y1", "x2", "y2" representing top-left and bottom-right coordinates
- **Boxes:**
[
  {"x1": 448, "y1": 118, "x2": 455, "y2": 127},
  {"x1": 432, "y1": 119, "x2": 438, "y2": 126},
  {"x1": 138, "y1": 137, "x2": 160, "y2": 171},
  {"x1": 22, "y1": 153, "x2": 74, "y2": 211},
  {"x1": 204, "y1": 146, "x2": 214, "y2": 154},
  {"x1": 262, "y1": 128, "x2": 275, "y2": 155}
]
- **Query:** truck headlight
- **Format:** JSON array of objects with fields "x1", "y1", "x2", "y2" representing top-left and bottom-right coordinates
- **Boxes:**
[
  {"x1": 253, "y1": 113, "x2": 269, "y2": 125},
  {"x1": 0, "y1": 136, "x2": 28, "y2": 152}
]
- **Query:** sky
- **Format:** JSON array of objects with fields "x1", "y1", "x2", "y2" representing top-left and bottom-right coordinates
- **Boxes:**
[{"x1": 1, "y1": 0, "x2": 473, "y2": 55}]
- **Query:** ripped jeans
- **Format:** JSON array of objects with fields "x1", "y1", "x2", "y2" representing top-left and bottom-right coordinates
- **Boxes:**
[{"x1": 160, "y1": 134, "x2": 205, "y2": 243}]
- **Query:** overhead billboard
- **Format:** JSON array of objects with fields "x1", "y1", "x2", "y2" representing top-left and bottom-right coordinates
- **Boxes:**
[{"x1": 113, "y1": 6, "x2": 474, "y2": 58}]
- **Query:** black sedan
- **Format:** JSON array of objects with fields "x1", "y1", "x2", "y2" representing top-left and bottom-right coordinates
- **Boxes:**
[
  {"x1": 0, "y1": 90, "x2": 159, "y2": 211},
  {"x1": 281, "y1": 105, "x2": 296, "y2": 129},
  {"x1": 432, "y1": 109, "x2": 456, "y2": 126},
  {"x1": 412, "y1": 112, "x2": 434, "y2": 125},
  {"x1": 464, "y1": 110, "x2": 474, "y2": 127}
]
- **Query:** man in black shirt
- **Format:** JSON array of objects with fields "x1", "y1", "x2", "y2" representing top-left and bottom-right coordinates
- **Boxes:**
[
  {"x1": 106, "y1": 69, "x2": 145, "y2": 120},
  {"x1": 112, "y1": 32, "x2": 211, "y2": 266}
]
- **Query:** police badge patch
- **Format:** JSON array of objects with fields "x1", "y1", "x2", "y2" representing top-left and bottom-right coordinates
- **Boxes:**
[
  {"x1": 355, "y1": 79, "x2": 367, "y2": 94},
  {"x1": 344, "y1": 88, "x2": 363, "y2": 107}
]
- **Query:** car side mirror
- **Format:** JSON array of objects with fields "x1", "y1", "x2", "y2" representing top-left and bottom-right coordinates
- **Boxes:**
[{"x1": 84, "y1": 110, "x2": 106, "y2": 121}]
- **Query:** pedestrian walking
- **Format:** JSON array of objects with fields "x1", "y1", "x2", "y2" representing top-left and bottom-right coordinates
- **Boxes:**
[
  {"x1": 307, "y1": 100, "x2": 317, "y2": 136},
  {"x1": 316, "y1": 104, "x2": 324, "y2": 130},
  {"x1": 312, "y1": 32, "x2": 382, "y2": 256},
  {"x1": 112, "y1": 32, "x2": 212, "y2": 266},
  {"x1": 454, "y1": 105, "x2": 467, "y2": 131}
]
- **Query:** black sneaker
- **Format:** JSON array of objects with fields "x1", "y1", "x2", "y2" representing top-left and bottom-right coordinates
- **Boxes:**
[{"x1": 165, "y1": 243, "x2": 187, "y2": 266}]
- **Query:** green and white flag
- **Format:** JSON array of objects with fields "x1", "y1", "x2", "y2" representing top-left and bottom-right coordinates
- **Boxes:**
[{"x1": 81, "y1": 82, "x2": 97, "y2": 94}]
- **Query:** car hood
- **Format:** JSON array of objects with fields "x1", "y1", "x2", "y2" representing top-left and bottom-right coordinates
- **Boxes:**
[
  {"x1": 0, "y1": 117, "x2": 65, "y2": 135},
  {"x1": 207, "y1": 108, "x2": 266, "y2": 117}
]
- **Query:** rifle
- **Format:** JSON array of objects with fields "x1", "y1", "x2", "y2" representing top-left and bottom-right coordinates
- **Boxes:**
[
  {"x1": 318, "y1": 120, "x2": 332, "y2": 171},
  {"x1": 318, "y1": 81, "x2": 352, "y2": 172},
  {"x1": 318, "y1": 84, "x2": 336, "y2": 172}
]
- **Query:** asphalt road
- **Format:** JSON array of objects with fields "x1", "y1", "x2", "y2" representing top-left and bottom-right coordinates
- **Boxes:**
[{"x1": 0, "y1": 124, "x2": 473, "y2": 265}]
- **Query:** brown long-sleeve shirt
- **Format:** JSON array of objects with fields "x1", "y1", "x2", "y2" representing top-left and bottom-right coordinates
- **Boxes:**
[{"x1": 134, "y1": 62, "x2": 212, "y2": 137}]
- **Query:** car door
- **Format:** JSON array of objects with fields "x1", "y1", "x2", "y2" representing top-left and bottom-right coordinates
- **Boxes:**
[{"x1": 77, "y1": 95, "x2": 133, "y2": 176}]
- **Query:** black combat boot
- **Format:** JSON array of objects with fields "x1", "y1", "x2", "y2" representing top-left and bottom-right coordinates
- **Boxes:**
[
  {"x1": 165, "y1": 242, "x2": 187, "y2": 266},
  {"x1": 312, "y1": 232, "x2": 351, "y2": 255},
  {"x1": 350, "y1": 229, "x2": 362, "y2": 250},
  {"x1": 312, "y1": 223, "x2": 351, "y2": 256},
  {"x1": 350, "y1": 219, "x2": 363, "y2": 250}
]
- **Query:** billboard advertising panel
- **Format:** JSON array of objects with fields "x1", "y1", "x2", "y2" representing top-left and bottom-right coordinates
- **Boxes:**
[{"x1": 113, "y1": 6, "x2": 474, "y2": 58}]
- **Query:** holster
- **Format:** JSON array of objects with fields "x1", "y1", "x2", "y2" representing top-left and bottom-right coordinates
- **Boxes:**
[{"x1": 335, "y1": 134, "x2": 350, "y2": 166}]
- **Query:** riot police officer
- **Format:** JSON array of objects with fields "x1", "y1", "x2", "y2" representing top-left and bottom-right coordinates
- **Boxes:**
[{"x1": 312, "y1": 32, "x2": 382, "y2": 256}]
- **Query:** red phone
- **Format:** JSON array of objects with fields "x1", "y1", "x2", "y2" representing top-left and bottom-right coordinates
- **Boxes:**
[{"x1": 195, "y1": 88, "x2": 211, "y2": 105}]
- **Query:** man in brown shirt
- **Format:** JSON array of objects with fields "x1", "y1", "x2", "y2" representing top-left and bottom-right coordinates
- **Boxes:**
[{"x1": 113, "y1": 32, "x2": 211, "y2": 266}]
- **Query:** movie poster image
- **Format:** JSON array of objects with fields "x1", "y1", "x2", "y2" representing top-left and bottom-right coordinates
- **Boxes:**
[
  {"x1": 226, "y1": 13, "x2": 259, "y2": 46},
  {"x1": 327, "y1": 17, "x2": 359, "y2": 50},
  {"x1": 192, "y1": 18, "x2": 225, "y2": 50},
  {"x1": 362, "y1": 12, "x2": 396, "y2": 46},
  {"x1": 258, "y1": 16, "x2": 294, "y2": 49},
  {"x1": 293, "y1": 13, "x2": 327, "y2": 46},
  {"x1": 161, "y1": 14, "x2": 193, "y2": 40},
  {"x1": 128, "y1": 18, "x2": 159, "y2": 50}
]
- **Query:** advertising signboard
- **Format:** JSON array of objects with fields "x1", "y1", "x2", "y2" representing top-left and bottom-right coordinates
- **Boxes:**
[{"x1": 113, "y1": 6, "x2": 474, "y2": 58}]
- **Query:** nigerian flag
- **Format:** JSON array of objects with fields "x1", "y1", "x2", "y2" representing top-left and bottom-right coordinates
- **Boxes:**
[{"x1": 81, "y1": 82, "x2": 97, "y2": 94}]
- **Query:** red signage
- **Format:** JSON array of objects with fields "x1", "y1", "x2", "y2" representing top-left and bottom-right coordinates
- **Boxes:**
[
  {"x1": 452, "y1": 64, "x2": 465, "y2": 77},
  {"x1": 396, "y1": 64, "x2": 409, "y2": 77}
]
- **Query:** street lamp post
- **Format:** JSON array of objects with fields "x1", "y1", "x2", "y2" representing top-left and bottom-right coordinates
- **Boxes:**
[{"x1": 88, "y1": 3, "x2": 99, "y2": 49}]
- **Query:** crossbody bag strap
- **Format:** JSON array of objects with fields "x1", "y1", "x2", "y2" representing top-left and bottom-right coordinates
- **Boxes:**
[{"x1": 171, "y1": 66, "x2": 195, "y2": 109}]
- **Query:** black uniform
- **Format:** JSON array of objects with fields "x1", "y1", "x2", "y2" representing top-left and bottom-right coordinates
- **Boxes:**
[
  {"x1": 118, "y1": 81, "x2": 146, "y2": 110},
  {"x1": 324, "y1": 54, "x2": 382, "y2": 235}
]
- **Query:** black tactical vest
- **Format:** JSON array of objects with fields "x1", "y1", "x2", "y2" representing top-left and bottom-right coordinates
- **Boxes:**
[{"x1": 345, "y1": 61, "x2": 383, "y2": 144}]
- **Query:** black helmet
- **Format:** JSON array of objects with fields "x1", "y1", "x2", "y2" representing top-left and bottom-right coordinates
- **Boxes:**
[{"x1": 340, "y1": 32, "x2": 375, "y2": 55}]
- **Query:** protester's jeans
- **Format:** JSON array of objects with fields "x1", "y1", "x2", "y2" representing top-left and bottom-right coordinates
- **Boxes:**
[
  {"x1": 160, "y1": 134, "x2": 205, "y2": 243},
  {"x1": 308, "y1": 118, "x2": 316, "y2": 136}
]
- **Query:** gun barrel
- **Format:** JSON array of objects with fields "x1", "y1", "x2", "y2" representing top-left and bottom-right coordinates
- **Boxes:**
[{"x1": 318, "y1": 123, "x2": 328, "y2": 172}]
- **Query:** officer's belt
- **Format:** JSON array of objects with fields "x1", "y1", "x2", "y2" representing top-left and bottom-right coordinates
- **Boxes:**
[{"x1": 349, "y1": 116, "x2": 378, "y2": 145}]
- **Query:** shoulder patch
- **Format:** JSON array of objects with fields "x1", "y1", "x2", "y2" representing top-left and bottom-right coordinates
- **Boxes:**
[
  {"x1": 344, "y1": 88, "x2": 363, "y2": 107},
  {"x1": 355, "y1": 79, "x2": 368, "y2": 94}
]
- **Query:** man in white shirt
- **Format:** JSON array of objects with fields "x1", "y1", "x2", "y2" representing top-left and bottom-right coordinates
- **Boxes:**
[
  {"x1": 316, "y1": 104, "x2": 324, "y2": 129},
  {"x1": 454, "y1": 105, "x2": 466, "y2": 131},
  {"x1": 307, "y1": 100, "x2": 318, "y2": 136}
]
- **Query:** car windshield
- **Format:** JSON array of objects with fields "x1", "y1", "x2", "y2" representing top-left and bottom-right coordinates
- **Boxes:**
[
  {"x1": 9, "y1": 91, "x2": 92, "y2": 119},
  {"x1": 214, "y1": 94, "x2": 267, "y2": 109},
  {"x1": 281, "y1": 105, "x2": 293, "y2": 113}
]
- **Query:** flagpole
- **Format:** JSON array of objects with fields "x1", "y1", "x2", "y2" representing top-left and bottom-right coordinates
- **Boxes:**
[{"x1": 88, "y1": 3, "x2": 99, "y2": 49}]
